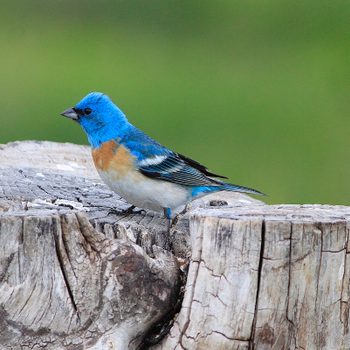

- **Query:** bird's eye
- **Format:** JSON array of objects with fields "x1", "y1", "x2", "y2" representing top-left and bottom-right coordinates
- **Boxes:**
[{"x1": 84, "y1": 108, "x2": 92, "y2": 115}]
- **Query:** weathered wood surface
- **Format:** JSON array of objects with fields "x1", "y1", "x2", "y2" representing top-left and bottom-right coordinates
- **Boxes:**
[{"x1": 1, "y1": 141, "x2": 350, "y2": 350}]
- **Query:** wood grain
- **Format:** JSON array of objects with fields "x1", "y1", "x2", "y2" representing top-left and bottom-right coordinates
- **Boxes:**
[{"x1": 1, "y1": 141, "x2": 349, "y2": 349}]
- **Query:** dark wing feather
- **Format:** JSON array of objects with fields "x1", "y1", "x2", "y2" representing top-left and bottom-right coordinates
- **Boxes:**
[
  {"x1": 177, "y1": 153, "x2": 228, "y2": 179},
  {"x1": 138, "y1": 153, "x2": 220, "y2": 186},
  {"x1": 123, "y1": 125, "x2": 227, "y2": 186}
]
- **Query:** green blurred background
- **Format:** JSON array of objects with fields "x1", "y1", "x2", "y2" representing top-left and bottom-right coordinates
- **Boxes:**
[{"x1": 1, "y1": 1, "x2": 349, "y2": 205}]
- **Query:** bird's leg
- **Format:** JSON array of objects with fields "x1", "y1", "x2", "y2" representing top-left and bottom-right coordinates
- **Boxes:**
[
  {"x1": 171, "y1": 204, "x2": 189, "y2": 228},
  {"x1": 108, "y1": 205, "x2": 145, "y2": 216},
  {"x1": 163, "y1": 208, "x2": 172, "y2": 233}
]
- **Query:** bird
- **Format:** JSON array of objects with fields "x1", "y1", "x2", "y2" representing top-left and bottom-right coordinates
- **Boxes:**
[{"x1": 61, "y1": 92, "x2": 263, "y2": 228}]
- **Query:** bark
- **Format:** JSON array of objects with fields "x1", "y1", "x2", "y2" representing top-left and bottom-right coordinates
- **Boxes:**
[{"x1": 0, "y1": 141, "x2": 349, "y2": 349}]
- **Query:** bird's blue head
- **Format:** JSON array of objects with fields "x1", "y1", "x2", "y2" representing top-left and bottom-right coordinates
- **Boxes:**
[{"x1": 61, "y1": 92, "x2": 129, "y2": 148}]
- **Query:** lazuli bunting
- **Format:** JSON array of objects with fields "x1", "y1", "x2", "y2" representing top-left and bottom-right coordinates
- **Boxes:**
[{"x1": 61, "y1": 92, "x2": 263, "y2": 226}]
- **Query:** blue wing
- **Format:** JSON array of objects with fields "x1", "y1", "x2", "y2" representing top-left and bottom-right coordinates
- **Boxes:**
[
  {"x1": 138, "y1": 153, "x2": 221, "y2": 186},
  {"x1": 119, "y1": 125, "x2": 264, "y2": 195},
  {"x1": 121, "y1": 126, "x2": 226, "y2": 187}
]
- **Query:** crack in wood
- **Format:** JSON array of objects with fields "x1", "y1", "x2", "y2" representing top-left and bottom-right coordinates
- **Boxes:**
[
  {"x1": 286, "y1": 224, "x2": 294, "y2": 321},
  {"x1": 314, "y1": 224, "x2": 323, "y2": 313},
  {"x1": 249, "y1": 220, "x2": 266, "y2": 350},
  {"x1": 140, "y1": 266, "x2": 188, "y2": 349},
  {"x1": 178, "y1": 220, "x2": 205, "y2": 349},
  {"x1": 0, "y1": 252, "x2": 15, "y2": 283},
  {"x1": 53, "y1": 221, "x2": 80, "y2": 322}
]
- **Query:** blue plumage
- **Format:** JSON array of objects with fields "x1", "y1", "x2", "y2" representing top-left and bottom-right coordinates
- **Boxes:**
[
  {"x1": 61, "y1": 92, "x2": 263, "y2": 222},
  {"x1": 75, "y1": 92, "x2": 129, "y2": 148}
]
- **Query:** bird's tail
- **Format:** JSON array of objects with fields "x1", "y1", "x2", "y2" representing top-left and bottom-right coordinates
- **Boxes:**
[
  {"x1": 219, "y1": 183, "x2": 265, "y2": 196},
  {"x1": 191, "y1": 182, "x2": 265, "y2": 198}
]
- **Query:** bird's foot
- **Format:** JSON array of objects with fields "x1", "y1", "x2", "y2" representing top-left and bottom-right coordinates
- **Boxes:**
[
  {"x1": 163, "y1": 205, "x2": 190, "y2": 234},
  {"x1": 108, "y1": 205, "x2": 145, "y2": 216},
  {"x1": 163, "y1": 208, "x2": 173, "y2": 234},
  {"x1": 170, "y1": 204, "x2": 190, "y2": 229}
]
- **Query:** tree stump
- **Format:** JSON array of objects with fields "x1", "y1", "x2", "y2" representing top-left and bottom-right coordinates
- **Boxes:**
[{"x1": 0, "y1": 141, "x2": 349, "y2": 350}]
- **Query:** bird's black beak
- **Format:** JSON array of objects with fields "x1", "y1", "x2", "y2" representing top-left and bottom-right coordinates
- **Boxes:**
[{"x1": 60, "y1": 107, "x2": 79, "y2": 121}]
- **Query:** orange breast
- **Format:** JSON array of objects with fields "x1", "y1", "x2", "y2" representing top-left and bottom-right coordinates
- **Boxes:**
[{"x1": 92, "y1": 140, "x2": 135, "y2": 176}]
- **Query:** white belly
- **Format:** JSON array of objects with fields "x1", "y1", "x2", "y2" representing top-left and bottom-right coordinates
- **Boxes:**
[{"x1": 97, "y1": 168, "x2": 190, "y2": 212}]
